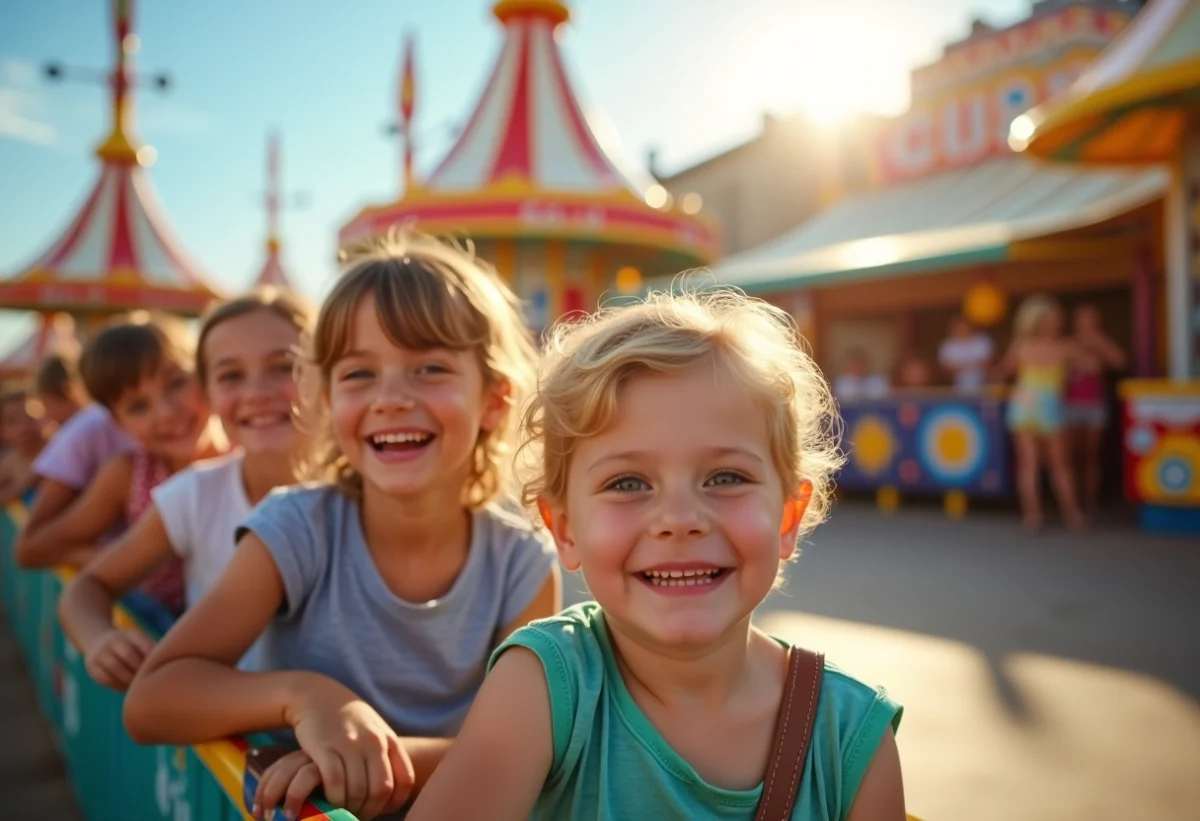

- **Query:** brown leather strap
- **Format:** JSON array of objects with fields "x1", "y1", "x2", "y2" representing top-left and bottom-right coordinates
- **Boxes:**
[{"x1": 754, "y1": 646, "x2": 825, "y2": 821}]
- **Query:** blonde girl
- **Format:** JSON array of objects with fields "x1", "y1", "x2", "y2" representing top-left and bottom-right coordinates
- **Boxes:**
[
  {"x1": 123, "y1": 234, "x2": 560, "y2": 821},
  {"x1": 409, "y1": 288, "x2": 905, "y2": 820},
  {"x1": 996, "y1": 293, "x2": 1086, "y2": 532},
  {"x1": 59, "y1": 288, "x2": 313, "y2": 691}
]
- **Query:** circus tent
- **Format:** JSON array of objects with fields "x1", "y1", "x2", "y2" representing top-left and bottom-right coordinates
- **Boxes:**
[
  {"x1": 0, "y1": 0, "x2": 221, "y2": 323},
  {"x1": 339, "y1": 0, "x2": 716, "y2": 326}
]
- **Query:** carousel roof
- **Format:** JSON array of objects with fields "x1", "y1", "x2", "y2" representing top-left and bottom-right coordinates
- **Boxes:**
[
  {"x1": 0, "y1": 313, "x2": 81, "y2": 381},
  {"x1": 1011, "y1": 0, "x2": 1200, "y2": 163},
  {"x1": 252, "y1": 132, "x2": 295, "y2": 291},
  {"x1": 0, "y1": 0, "x2": 221, "y2": 317},
  {"x1": 339, "y1": 0, "x2": 717, "y2": 266}
]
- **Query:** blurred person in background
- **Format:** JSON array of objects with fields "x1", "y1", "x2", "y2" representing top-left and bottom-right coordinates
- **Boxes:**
[
  {"x1": 996, "y1": 294, "x2": 1086, "y2": 532},
  {"x1": 35, "y1": 352, "x2": 87, "y2": 433},
  {"x1": 0, "y1": 388, "x2": 48, "y2": 506},
  {"x1": 938, "y1": 314, "x2": 994, "y2": 393},
  {"x1": 834, "y1": 347, "x2": 890, "y2": 400},
  {"x1": 1064, "y1": 304, "x2": 1126, "y2": 514}
]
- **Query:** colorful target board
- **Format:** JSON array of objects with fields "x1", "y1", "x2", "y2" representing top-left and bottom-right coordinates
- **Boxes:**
[
  {"x1": 839, "y1": 393, "x2": 1011, "y2": 496},
  {"x1": 1120, "y1": 381, "x2": 1200, "y2": 533}
]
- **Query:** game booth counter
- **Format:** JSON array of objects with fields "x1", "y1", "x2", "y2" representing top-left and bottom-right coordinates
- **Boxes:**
[
  {"x1": 1012, "y1": 0, "x2": 1200, "y2": 534},
  {"x1": 694, "y1": 1, "x2": 1193, "y2": 525}
]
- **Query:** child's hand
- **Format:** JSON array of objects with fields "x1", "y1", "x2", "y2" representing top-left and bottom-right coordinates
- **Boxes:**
[
  {"x1": 85, "y1": 627, "x2": 156, "y2": 691},
  {"x1": 252, "y1": 748, "x2": 321, "y2": 820},
  {"x1": 252, "y1": 747, "x2": 412, "y2": 821},
  {"x1": 287, "y1": 679, "x2": 416, "y2": 817}
]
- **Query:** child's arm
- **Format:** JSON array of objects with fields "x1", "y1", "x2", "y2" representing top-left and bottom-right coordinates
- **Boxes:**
[
  {"x1": 15, "y1": 455, "x2": 131, "y2": 569},
  {"x1": 845, "y1": 727, "x2": 906, "y2": 821},
  {"x1": 1092, "y1": 332, "x2": 1127, "y2": 370},
  {"x1": 57, "y1": 507, "x2": 177, "y2": 690},
  {"x1": 124, "y1": 531, "x2": 416, "y2": 818},
  {"x1": 256, "y1": 566, "x2": 561, "y2": 818},
  {"x1": 406, "y1": 647, "x2": 553, "y2": 821}
]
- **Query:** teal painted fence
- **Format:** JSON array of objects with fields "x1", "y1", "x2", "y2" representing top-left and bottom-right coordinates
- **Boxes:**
[{"x1": 0, "y1": 505, "x2": 355, "y2": 821}]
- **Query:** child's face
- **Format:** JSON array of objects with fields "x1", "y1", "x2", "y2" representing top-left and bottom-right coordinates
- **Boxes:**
[
  {"x1": 545, "y1": 365, "x2": 800, "y2": 653},
  {"x1": 203, "y1": 310, "x2": 301, "y2": 456},
  {"x1": 109, "y1": 360, "x2": 210, "y2": 461},
  {"x1": 328, "y1": 294, "x2": 507, "y2": 500},
  {"x1": 1, "y1": 398, "x2": 42, "y2": 450}
]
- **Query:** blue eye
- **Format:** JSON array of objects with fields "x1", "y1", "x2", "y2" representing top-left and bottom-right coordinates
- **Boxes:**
[
  {"x1": 417, "y1": 363, "x2": 450, "y2": 375},
  {"x1": 606, "y1": 475, "x2": 648, "y2": 493},
  {"x1": 339, "y1": 368, "x2": 371, "y2": 382},
  {"x1": 707, "y1": 471, "x2": 748, "y2": 487}
]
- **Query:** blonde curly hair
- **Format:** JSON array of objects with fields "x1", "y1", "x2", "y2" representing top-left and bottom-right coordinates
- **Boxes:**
[
  {"x1": 518, "y1": 286, "x2": 844, "y2": 543},
  {"x1": 302, "y1": 231, "x2": 537, "y2": 507}
]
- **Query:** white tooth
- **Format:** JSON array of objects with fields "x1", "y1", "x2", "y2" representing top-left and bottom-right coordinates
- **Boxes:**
[{"x1": 669, "y1": 570, "x2": 682, "y2": 578}]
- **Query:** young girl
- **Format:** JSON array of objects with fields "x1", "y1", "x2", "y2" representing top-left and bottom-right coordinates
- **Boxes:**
[
  {"x1": 408, "y1": 289, "x2": 906, "y2": 820},
  {"x1": 15, "y1": 312, "x2": 226, "y2": 622},
  {"x1": 1064, "y1": 304, "x2": 1125, "y2": 514},
  {"x1": 996, "y1": 294, "x2": 1086, "y2": 532},
  {"x1": 123, "y1": 234, "x2": 561, "y2": 821},
  {"x1": 58, "y1": 289, "x2": 312, "y2": 691}
]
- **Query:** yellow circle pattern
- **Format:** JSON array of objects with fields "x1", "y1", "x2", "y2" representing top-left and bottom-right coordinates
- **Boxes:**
[
  {"x1": 1137, "y1": 434, "x2": 1200, "y2": 503},
  {"x1": 851, "y1": 416, "x2": 896, "y2": 477}
]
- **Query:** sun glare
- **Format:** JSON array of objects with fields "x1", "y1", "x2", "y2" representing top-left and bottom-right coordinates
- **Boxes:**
[{"x1": 745, "y1": 9, "x2": 907, "y2": 129}]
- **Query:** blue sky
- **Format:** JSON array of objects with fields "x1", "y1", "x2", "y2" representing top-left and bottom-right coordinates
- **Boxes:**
[{"x1": 0, "y1": 0, "x2": 1031, "y2": 351}]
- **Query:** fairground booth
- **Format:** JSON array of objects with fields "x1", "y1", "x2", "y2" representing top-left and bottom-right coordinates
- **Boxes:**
[
  {"x1": 1012, "y1": 0, "x2": 1200, "y2": 532},
  {"x1": 706, "y1": 0, "x2": 1178, "y2": 523},
  {"x1": 338, "y1": 0, "x2": 717, "y2": 330}
]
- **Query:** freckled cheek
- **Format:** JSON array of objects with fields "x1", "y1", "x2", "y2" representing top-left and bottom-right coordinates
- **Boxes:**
[{"x1": 718, "y1": 501, "x2": 783, "y2": 552}]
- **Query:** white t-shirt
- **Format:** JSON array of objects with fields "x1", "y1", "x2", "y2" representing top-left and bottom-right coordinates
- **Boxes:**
[
  {"x1": 938, "y1": 334, "x2": 994, "y2": 391},
  {"x1": 151, "y1": 451, "x2": 263, "y2": 669}
]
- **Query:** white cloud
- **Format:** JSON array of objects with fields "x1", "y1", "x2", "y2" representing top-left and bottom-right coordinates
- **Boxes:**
[{"x1": 0, "y1": 59, "x2": 57, "y2": 146}]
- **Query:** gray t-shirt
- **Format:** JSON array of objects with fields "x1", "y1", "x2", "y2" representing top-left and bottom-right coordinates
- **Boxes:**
[{"x1": 239, "y1": 484, "x2": 557, "y2": 737}]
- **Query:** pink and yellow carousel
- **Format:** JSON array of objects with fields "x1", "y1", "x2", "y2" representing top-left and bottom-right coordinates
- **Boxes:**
[{"x1": 338, "y1": 0, "x2": 717, "y2": 327}]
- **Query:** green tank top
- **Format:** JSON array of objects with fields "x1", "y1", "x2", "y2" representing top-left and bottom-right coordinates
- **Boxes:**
[{"x1": 490, "y1": 602, "x2": 903, "y2": 820}]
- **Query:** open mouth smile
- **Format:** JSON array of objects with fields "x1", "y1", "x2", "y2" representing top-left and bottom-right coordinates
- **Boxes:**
[
  {"x1": 366, "y1": 430, "x2": 437, "y2": 461},
  {"x1": 638, "y1": 567, "x2": 731, "y2": 592}
]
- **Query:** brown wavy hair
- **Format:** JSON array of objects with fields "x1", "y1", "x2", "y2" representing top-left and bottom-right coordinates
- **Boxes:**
[{"x1": 302, "y1": 231, "x2": 537, "y2": 507}]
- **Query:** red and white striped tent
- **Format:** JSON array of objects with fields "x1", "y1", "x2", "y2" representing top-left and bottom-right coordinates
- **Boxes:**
[
  {"x1": 339, "y1": 0, "x2": 716, "y2": 323},
  {"x1": 0, "y1": 0, "x2": 221, "y2": 320},
  {"x1": 0, "y1": 313, "x2": 81, "y2": 382}
]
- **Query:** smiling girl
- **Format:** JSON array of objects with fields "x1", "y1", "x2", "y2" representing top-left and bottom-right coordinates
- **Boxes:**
[
  {"x1": 123, "y1": 234, "x2": 560, "y2": 820},
  {"x1": 408, "y1": 289, "x2": 906, "y2": 821},
  {"x1": 58, "y1": 289, "x2": 313, "y2": 690}
]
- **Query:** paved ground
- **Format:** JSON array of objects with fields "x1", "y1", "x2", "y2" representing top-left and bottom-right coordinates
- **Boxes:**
[
  {"x1": 3, "y1": 501, "x2": 1196, "y2": 820},
  {"x1": 562, "y1": 501, "x2": 1200, "y2": 821},
  {"x1": 0, "y1": 608, "x2": 82, "y2": 818}
]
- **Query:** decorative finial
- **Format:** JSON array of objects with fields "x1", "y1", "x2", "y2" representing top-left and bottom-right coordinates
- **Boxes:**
[
  {"x1": 95, "y1": 0, "x2": 143, "y2": 165},
  {"x1": 399, "y1": 31, "x2": 417, "y2": 193},
  {"x1": 266, "y1": 129, "x2": 280, "y2": 249},
  {"x1": 493, "y1": 0, "x2": 570, "y2": 27}
]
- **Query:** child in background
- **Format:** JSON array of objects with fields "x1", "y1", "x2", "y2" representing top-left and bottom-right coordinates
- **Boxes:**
[
  {"x1": 124, "y1": 234, "x2": 560, "y2": 821},
  {"x1": 59, "y1": 289, "x2": 313, "y2": 691},
  {"x1": 15, "y1": 312, "x2": 225, "y2": 626},
  {"x1": 0, "y1": 389, "x2": 48, "y2": 506},
  {"x1": 34, "y1": 352, "x2": 87, "y2": 430},
  {"x1": 995, "y1": 294, "x2": 1086, "y2": 532},
  {"x1": 408, "y1": 289, "x2": 906, "y2": 821}
]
